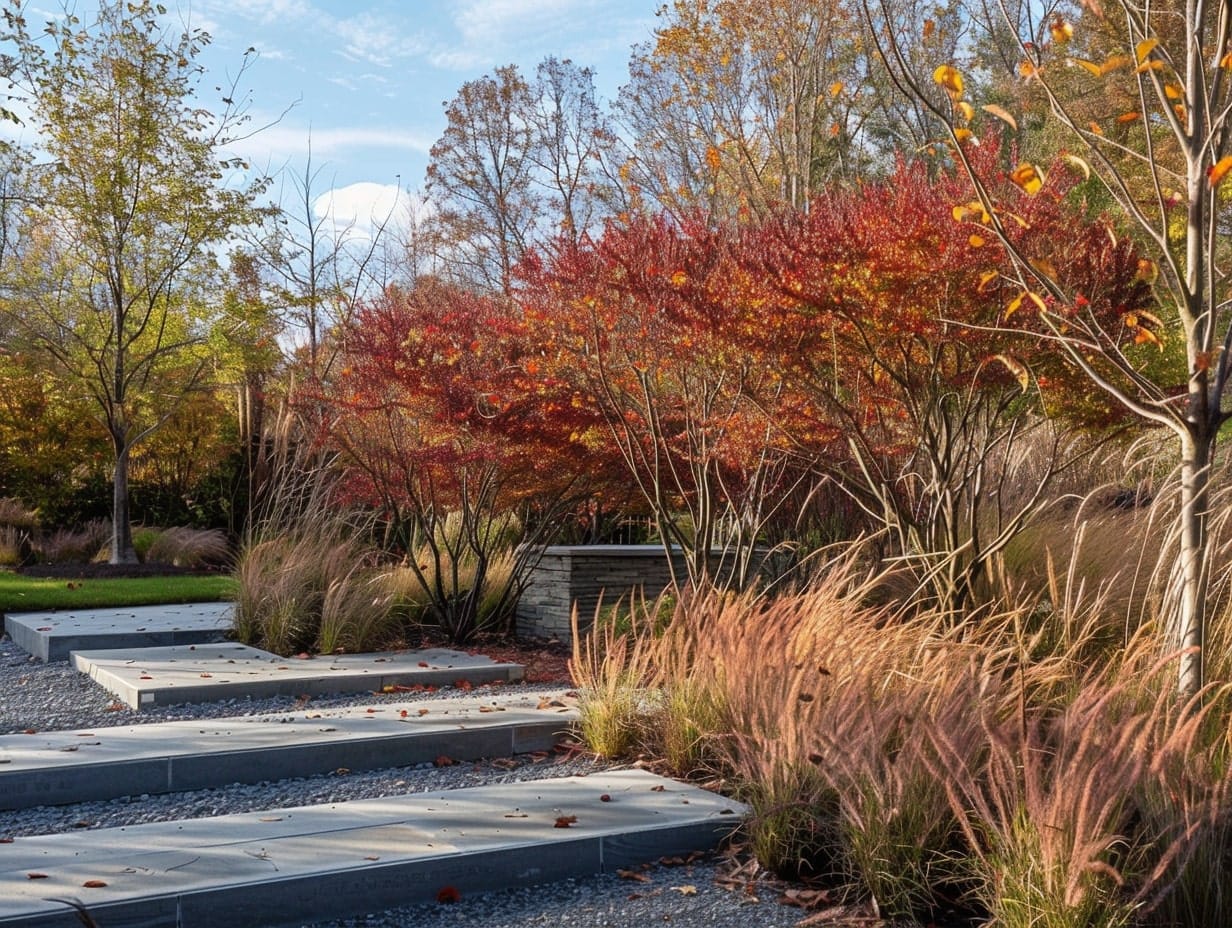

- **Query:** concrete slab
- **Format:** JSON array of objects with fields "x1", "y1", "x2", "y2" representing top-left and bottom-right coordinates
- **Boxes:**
[
  {"x1": 71, "y1": 643, "x2": 526, "y2": 709},
  {"x1": 4, "y1": 603, "x2": 233, "y2": 662},
  {"x1": 0, "y1": 769, "x2": 745, "y2": 928},
  {"x1": 0, "y1": 692, "x2": 578, "y2": 810}
]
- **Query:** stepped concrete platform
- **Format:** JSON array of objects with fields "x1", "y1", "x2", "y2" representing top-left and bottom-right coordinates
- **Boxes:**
[
  {"x1": 71, "y1": 643, "x2": 525, "y2": 710},
  {"x1": 0, "y1": 692, "x2": 578, "y2": 810},
  {"x1": 4, "y1": 603, "x2": 234, "y2": 662},
  {"x1": 0, "y1": 769, "x2": 744, "y2": 928}
]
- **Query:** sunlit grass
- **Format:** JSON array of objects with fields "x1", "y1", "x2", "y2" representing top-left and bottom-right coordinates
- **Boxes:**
[{"x1": 0, "y1": 570, "x2": 233, "y2": 614}]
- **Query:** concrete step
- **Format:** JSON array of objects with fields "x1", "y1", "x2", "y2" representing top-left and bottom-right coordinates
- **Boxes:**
[
  {"x1": 0, "y1": 692, "x2": 578, "y2": 811},
  {"x1": 0, "y1": 769, "x2": 744, "y2": 928},
  {"x1": 71, "y1": 643, "x2": 525, "y2": 709},
  {"x1": 4, "y1": 604, "x2": 233, "y2": 662}
]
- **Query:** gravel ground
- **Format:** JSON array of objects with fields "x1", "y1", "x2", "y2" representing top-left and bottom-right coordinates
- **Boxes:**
[{"x1": 0, "y1": 631, "x2": 810, "y2": 928}]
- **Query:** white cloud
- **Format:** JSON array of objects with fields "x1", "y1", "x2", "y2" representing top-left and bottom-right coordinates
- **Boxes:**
[
  {"x1": 334, "y1": 11, "x2": 431, "y2": 67},
  {"x1": 312, "y1": 181, "x2": 427, "y2": 243}
]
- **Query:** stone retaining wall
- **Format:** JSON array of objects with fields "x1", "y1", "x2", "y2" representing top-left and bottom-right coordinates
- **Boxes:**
[{"x1": 515, "y1": 545, "x2": 688, "y2": 643}]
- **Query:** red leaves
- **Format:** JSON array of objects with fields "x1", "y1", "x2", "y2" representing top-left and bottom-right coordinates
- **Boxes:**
[
  {"x1": 436, "y1": 885, "x2": 461, "y2": 904},
  {"x1": 554, "y1": 815, "x2": 578, "y2": 828}
]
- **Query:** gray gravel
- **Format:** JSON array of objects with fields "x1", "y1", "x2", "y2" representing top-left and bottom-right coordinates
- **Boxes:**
[{"x1": 0, "y1": 631, "x2": 803, "y2": 928}]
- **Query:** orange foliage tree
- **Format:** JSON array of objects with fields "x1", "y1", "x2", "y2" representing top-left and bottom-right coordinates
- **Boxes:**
[
  {"x1": 521, "y1": 216, "x2": 834, "y2": 592},
  {"x1": 746, "y1": 148, "x2": 1153, "y2": 612},
  {"x1": 324, "y1": 280, "x2": 599, "y2": 641}
]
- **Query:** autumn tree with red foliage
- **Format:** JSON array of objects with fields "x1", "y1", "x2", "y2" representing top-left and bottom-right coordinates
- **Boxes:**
[
  {"x1": 521, "y1": 216, "x2": 833, "y2": 592},
  {"x1": 747, "y1": 144, "x2": 1154, "y2": 613},
  {"x1": 326, "y1": 280, "x2": 598, "y2": 642}
]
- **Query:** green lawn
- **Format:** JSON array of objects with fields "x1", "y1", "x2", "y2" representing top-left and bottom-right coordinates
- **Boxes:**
[{"x1": 0, "y1": 572, "x2": 234, "y2": 614}]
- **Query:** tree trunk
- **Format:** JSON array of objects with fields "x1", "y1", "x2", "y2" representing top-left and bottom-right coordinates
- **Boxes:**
[
  {"x1": 1176, "y1": 429, "x2": 1211, "y2": 698},
  {"x1": 110, "y1": 443, "x2": 138, "y2": 565}
]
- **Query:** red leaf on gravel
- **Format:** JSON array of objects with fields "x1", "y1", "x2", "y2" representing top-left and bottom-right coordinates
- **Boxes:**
[
  {"x1": 21, "y1": 729, "x2": 36, "y2": 735},
  {"x1": 434, "y1": 755, "x2": 454, "y2": 767},
  {"x1": 554, "y1": 815, "x2": 578, "y2": 828},
  {"x1": 436, "y1": 885, "x2": 461, "y2": 904},
  {"x1": 617, "y1": 869, "x2": 650, "y2": 882}
]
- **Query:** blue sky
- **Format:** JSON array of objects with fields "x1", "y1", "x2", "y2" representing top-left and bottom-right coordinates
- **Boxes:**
[
  {"x1": 181, "y1": 0, "x2": 663, "y2": 232},
  {"x1": 14, "y1": 1, "x2": 662, "y2": 234}
]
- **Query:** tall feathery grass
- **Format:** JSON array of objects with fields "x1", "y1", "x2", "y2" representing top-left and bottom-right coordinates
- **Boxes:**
[
  {"x1": 232, "y1": 442, "x2": 397, "y2": 655},
  {"x1": 569, "y1": 526, "x2": 1232, "y2": 925}
]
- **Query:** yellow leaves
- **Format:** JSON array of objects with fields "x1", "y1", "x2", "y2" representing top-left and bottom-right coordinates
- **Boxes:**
[
  {"x1": 670, "y1": 269, "x2": 688, "y2": 286},
  {"x1": 1116, "y1": 111, "x2": 1141, "y2": 124},
  {"x1": 1030, "y1": 257, "x2": 1058, "y2": 282},
  {"x1": 1019, "y1": 59, "x2": 1038, "y2": 79},
  {"x1": 1073, "y1": 54, "x2": 1131, "y2": 77},
  {"x1": 977, "y1": 270, "x2": 1000, "y2": 293},
  {"x1": 1009, "y1": 162, "x2": 1043, "y2": 195},
  {"x1": 1221, "y1": 51, "x2": 1232, "y2": 70},
  {"x1": 953, "y1": 127, "x2": 974, "y2": 142},
  {"x1": 1005, "y1": 290, "x2": 1046, "y2": 319},
  {"x1": 982, "y1": 104, "x2": 1017, "y2": 131},
  {"x1": 952, "y1": 201, "x2": 990, "y2": 224},
  {"x1": 1208, "y1": 155, "x2": 1232, "y2": 187},
  {"x1": 705, "y1": 145, "x2": 721, "y2": 174},
  {"x1": 968, "y1": 233, "x2": 986, "y2": 247},
  {"x1": 829, "y1": 81, "x2": 844, "y2": 97},
  {"x1": 956, "y1": 100, "x2": 975, "y2": 122},
  {"x1": 1134, "y1": 258, "x2": 1158, "y2": 283},
  {"x1": 1135, "y1": 38, "x2": 1159, "y2": 65},
  {"x1": 933, "y1": 64, "x2": 964, "y2": 97},
  {"x1": 1125, "y1": 310, "x2": 1165, "y2": 348},
  {"x1": 1164, "y1": 84, "x2": 1184, "y2": 100},
  {"x1": 1050, "y1": 18, "x2": 1073, "y2": 43}
]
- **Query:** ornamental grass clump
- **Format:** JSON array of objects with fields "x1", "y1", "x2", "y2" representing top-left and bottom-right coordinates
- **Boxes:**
[{"x1": 233, "y1": 455, "x2": 395, "y2": 656}]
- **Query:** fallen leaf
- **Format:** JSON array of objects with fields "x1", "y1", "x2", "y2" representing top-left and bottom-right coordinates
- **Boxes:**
[
  {"x1": 258, "y1": 817, "x2": 283, "y2": 822},
  {"x1": 673, "y1": 885, "x2": 698, "y2": 895},
  {"x1": 139, "y1": 675, "x2": 153, "y2": 680},
  {"x1": 21, "y1": 729, "x2": 36, "y2": 735},
  {"x1": 418, "y1": 708, "x2": 430, "y2": 717},
  {"x1": 82, "y1": 880, "x2": 108, "y2": 888},
  {"x1": 554, "y1": 815, "x2": 578, "y2": 828},
  {"x1": 364, "y1": 856, "x2": 379, "y2": 861},
  {"x1": 434, "y1": 755, "x2": 455, "y2": 767},
  {"x1": 27, "y1": 873, "x2": 48, "y2": 880},
  {"x1": 651, "y1": 785, "x2": 666, "y2": 792},
  {"x1": 418, "y1": 661, "x2": 430, "y2": 668},
  {"x1": 618, "y1": 868, "x2": 651, "y2": 882},
  {"x1": 399, "y1": 709, "x2": 408, "y2": 718},
  {"x1": 436, "y1": 885, "x2": 461, "y2": 904},
  {"x1": 0, "y1": 837, "x2": 13, "y2": 843},
  {"x1": 600, "y1": 794, "x2": 612, "y2": 802},
  {"x1": 36, "y1": 626, "x2": 53, "y2": 631},
  {"x1": 199, "y1": 673, "x2": 212, "y2": 679}
]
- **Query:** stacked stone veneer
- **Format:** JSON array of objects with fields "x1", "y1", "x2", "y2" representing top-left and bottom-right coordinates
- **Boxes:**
[{"x1": 515, "y1": 545, "x2": 689, "y2": 642}]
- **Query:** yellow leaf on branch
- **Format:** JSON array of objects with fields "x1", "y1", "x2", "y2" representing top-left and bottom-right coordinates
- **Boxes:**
[
  {"x1": 1010, "y1": 163, "x2": 1043, "y2": 195},
  {"x1": 933, "y1": 64, "x2": 964, "y2": 96}
]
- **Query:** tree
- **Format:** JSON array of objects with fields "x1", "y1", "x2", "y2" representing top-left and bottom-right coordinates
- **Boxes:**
[
  {"x1": 0, "y1": 0, "x2": 265, "y2": 562},
  {"x1": 867, "y1": 0, "x2": 1229, "y2": 693},
  {"x1": 522, "y1": 216, "x2": 829, "y2": 591},
  {"x1": 528, "y1": 57, "x2": 626, "y2": 245},
  {"x1": 426, "y1": 66, "x2": 541, "y2": 297},
  {"x1": 325, "y1": 280, "x2": 593, "y2": 642},
  {"x1": 749, "y1": 150, "x2": 1152, "y2": 613}
]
